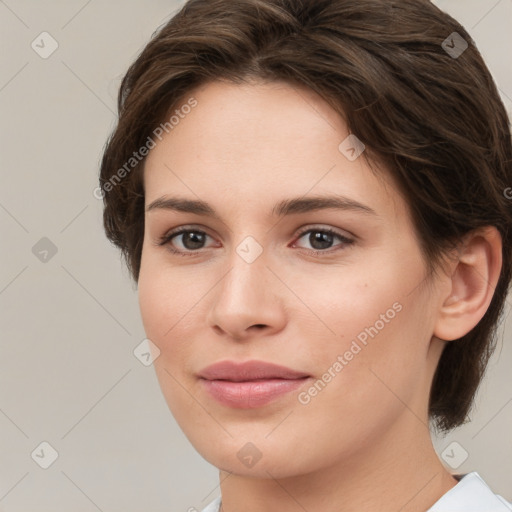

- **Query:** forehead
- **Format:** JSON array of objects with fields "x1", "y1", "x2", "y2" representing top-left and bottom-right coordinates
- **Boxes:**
[{"x1": 142, "y1": 79, "x2": 407, "y2": 223}]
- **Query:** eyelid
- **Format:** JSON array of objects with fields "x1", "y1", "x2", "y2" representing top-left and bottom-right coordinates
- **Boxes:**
[{"x1": 293, "y1": 224, "x2": 355, "y2": 242}]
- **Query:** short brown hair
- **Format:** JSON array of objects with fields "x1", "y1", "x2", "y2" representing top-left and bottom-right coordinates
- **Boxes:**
[{"x1": 99, "y1": 0, "x2": 512, "y2": 432}]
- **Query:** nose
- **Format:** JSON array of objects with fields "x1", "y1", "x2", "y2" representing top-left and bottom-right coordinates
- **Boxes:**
[{"x1": 206, "y1": 246, "x2": 286, "y2": 341}]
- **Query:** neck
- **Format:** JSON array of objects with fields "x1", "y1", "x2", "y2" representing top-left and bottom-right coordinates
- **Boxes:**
[{"x1": 218, "y1": 414, "x2": 458, "y2": 512}]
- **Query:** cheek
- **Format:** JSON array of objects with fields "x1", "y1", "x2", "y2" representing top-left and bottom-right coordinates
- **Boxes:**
[
  {"x1": 290, "y1": 265, "x2": 406, "y2": 354},
  {"x1": 137, "y1": 253, "x2": 210, "y2": 396},
  {"x1": 137, "y1": 262, "x2": 200, "y2": 418},
  {"x1": 292, "y1": 300, "x2": 429, "y2": 462},
  {"x1": 137, "y1": 246, "x2": 195, "y2": 341},
  {"x1": 137, "y1": 267, "x2": 167, "y2": 342},
  {"x1": 299, "y1": 257, "x2": 432, "y2": 407}
]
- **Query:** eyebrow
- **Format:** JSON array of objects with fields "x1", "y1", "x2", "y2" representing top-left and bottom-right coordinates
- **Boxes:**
[{"x1": 146, "y1": 194, "x2": 377, "y2": 219}]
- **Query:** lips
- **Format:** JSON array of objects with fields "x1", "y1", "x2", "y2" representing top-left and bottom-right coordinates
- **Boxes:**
[
  {"x1": 198, "y1": 360, "x2": 311, "y2": 408},
  {"x1": 198, "y1": 360, "x2": 310, "y2": 381}
]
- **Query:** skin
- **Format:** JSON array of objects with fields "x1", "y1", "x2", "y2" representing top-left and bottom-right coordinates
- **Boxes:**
[{"x1": 138, "y1": 79, "x2": 502, "y2": 511}]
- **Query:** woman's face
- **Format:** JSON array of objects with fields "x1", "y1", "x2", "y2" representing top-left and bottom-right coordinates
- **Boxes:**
[{"x1": 138, "y1": 79, "x2": 449, "y2": 477}]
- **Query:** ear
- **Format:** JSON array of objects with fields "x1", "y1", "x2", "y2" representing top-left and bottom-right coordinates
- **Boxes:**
[{"x1": 433, "y1": 226, "x2": 503, "y2": 341}]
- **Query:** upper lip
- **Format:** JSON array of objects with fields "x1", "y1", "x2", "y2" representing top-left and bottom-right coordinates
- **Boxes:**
[{"x1": 198, "y1": 360, "x2": 310, "y2": 382}]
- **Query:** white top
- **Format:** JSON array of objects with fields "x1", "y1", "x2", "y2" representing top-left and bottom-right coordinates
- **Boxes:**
[{"x1": 200, "y1": 472, "x2": 512, "y2": 512}]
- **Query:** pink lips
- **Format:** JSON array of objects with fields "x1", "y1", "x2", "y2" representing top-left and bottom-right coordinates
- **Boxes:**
[{"x1": 198, "y1": 360, "x2": 311, "y2": 408}]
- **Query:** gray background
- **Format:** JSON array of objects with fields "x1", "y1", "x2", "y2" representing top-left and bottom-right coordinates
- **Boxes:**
[{"x1": 0, "y1": 1, "x2": 511, "y2": 510}]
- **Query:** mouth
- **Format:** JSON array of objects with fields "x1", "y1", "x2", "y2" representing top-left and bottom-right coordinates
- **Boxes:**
[{"x1": 198, "y1": 360, "x2": 311, "y2": 408}]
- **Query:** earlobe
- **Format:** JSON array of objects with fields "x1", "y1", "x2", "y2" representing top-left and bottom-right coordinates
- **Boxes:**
[{"x1": 433, "y1": 226, "x2": 502, "y2": 342}]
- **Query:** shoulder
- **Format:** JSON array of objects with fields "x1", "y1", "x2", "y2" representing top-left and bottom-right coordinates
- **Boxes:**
[{"x1": 427, "y1": 472, "x2": 512, "y2": 511}]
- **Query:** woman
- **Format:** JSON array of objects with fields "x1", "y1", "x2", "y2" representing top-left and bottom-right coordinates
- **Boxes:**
[{"x1": 99, "y1": 0, "x2": 512, "y2": 510}]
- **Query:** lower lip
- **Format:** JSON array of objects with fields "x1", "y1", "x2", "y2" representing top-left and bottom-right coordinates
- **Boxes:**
[{"x1": 200, "y1": 378, "x2": 310, "y2": 408}]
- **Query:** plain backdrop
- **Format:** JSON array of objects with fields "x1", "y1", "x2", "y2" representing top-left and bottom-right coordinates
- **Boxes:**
[{"x1": 1, "y1": 1, "x2": 511, "y2": 510}]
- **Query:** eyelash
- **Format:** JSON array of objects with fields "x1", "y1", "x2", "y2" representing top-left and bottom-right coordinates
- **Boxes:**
[{"x1": 157, "y1": 225, "x2": 354, "y2": 258}]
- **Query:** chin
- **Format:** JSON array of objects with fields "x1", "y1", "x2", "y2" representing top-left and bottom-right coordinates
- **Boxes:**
[{"x1": 191, "y1": 434, "x2": 319, "y2": 479}]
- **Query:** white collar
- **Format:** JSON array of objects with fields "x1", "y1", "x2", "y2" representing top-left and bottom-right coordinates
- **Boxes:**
[{"x1": 427, "y1": 472, "x2": 512, "y2": 511}]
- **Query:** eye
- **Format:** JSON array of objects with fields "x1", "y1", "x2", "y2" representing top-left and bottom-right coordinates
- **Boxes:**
[
  {"x1": 158, "y1": 227, "x2": 216, "y2": 255},
  {"x1": 292, "y1": 226, "x2": 354, "y2": 254}
]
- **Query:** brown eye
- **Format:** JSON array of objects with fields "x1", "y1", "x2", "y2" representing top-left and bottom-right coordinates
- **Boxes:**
[
  {"x1": 294, "y1": 227, "x2": 354, "y2": 254},
  {"x1": 159, "y1": 228, "x2": 214, "y2": 254},
  {"x1": 173, "y1": 230, "x2": 208, "y2": 250}
]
